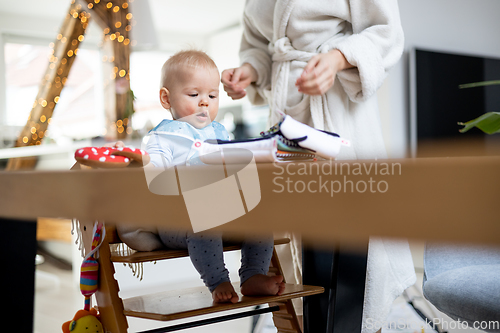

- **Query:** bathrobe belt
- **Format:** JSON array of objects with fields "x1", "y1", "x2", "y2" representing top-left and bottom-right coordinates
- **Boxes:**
[{"x1": 269, "y1": 37, "x2": 334, "y2": 132}]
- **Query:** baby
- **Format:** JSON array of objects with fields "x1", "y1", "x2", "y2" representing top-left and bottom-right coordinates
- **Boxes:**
[{"x1": 116, "y1": 50, "x2": 285, "y2": 303}]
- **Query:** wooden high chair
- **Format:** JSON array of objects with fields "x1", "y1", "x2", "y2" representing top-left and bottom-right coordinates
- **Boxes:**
[
  {"x1": 74, "y1": 163, "x2": 324, "y2": 333},
  {"x1": 79, "y1": 222, "x2": 323, "y2": 333}
]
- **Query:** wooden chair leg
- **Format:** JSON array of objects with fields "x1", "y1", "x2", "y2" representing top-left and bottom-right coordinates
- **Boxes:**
[
  {"x1": 268, "y1": 248, "x2": 302, "y2": 333},
  {"x1": 96, "y1": 235, "x2": 129, "y2": 333}
]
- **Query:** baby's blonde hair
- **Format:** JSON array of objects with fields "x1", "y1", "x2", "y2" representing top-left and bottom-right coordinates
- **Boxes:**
[{"x1": 160, "y1": 50, "x2": 218, "y2": 89}]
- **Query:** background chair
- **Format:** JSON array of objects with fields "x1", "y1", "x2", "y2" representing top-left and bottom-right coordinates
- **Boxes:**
[{"x1": 423, "y1": 243, "x2": 500, "y2": 332}]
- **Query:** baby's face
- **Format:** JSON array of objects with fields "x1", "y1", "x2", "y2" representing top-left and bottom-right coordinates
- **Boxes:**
[{"x1": 166, "y1": 66, "x2": 220, "y2": 129}]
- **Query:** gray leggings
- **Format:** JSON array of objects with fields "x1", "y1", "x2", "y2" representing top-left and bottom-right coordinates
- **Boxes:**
[{"x1": 117, "y1": 226, "x2": 274, "y2": 292}]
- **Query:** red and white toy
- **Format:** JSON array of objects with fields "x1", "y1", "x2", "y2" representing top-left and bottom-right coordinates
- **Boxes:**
[{"x1": 74, "y1": 147, "x2": 150, "y2": 168}]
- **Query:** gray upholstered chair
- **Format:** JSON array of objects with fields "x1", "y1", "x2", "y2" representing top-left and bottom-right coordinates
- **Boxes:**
[{"x1": 423, "y1": 243, "x2": 500, "y2": 332}]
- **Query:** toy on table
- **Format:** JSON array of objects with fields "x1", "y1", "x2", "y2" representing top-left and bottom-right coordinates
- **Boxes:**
[
  {"x1": 62, "y1": 222, "x2": 105, "y2": 333},
  {"x1": 74, "y1": 146, "x2": 150, "y2": 168}
]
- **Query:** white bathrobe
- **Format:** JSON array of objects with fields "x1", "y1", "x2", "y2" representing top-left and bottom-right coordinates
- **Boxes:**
[{"x1": 239, "y1": 1, "x2": 416, "y2": 332}]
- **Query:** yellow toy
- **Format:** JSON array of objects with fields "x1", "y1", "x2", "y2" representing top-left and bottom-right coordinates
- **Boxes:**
[{"x1": 62, "y1": 308, "x2": 103, "y2": 333}]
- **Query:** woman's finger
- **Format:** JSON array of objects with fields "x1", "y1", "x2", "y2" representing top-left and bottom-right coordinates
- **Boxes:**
[
  {"x1": 300, "y1": 69, "x2": 335, "y2": 95},
  {"x1": 221, "y1": 68, "x2": 236, "y2": 84},
  {"x1": 298, "y1": 55, "x2": 337, "y2": 93},
  {"x1": 224, "y1": 84, "x2": 246, "y2": 99},
  {"x1": 223, "y1": 83, "x2": 244, "y2": 95},
  {"x1": 298, "y1": 68, "x2": 328, "y2": 91},
  {"x1": 302, "y1": 55, "x2": 320, "y2": 78},
  {"x1": 228, "y1": 90, "x2": 246, "y2": 100},
  {"x1": 231, "y1": 67, "x2": 243, "y2": 85},
  {"x1": 303, "y1": 76, "x2": 334, "y2": 95}
]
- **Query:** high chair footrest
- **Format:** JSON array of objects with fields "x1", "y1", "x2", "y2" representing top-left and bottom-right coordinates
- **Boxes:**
[
  {"x1": 110, "y1": 238, "x2": 290, "y2": 263},
  {"x1": 135, "y1": 305, "x2": 281, "y2": 333},
  {"x1": 121, "y1": 283, "x2": 324, "y2": 321}
]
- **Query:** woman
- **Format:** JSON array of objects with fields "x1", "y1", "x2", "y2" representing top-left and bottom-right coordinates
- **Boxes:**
[{"x1": 221, "y1": 1, "x2": 416, "y2": 332}]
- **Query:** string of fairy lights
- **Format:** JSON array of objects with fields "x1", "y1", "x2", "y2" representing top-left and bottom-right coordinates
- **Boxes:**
[
  {"x1": 98, "y1": 0, "x2": 136, "y2": 137},
  {"x1": 22, "y1": 0, "x2": 136, "y2": 146}
]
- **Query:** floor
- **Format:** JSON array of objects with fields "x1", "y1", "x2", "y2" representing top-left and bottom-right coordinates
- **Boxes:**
[
  {"x1": 34, "y1": 258, "x2": 255, "y2": 333},
  {"x1": 34, "y1": 243, "x2": 258, "y2": 333},
  {"x1": 34, "y1": 241, "x2": 486, "y2": 333}
]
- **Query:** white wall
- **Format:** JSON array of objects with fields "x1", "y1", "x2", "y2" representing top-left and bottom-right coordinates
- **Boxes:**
[
  {"x1": 380, "y1": 0, "x2": 500, "y2": 158},
  {"x1": 207, "y1": 25, "x2": 247, "y2": 110}
]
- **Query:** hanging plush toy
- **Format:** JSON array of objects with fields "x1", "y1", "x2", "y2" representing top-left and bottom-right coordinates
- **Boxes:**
[
  {"x1": 61, "y1": 308, "x2": 103, "y2": 333},
  {"x1": 62, "y1": 222, "x2": 105, "y2": 333}
]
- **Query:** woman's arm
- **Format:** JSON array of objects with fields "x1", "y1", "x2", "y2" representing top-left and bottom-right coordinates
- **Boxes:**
[
  {"x1": 334, "y1": 0, "x2": 404, "y2": 102},
  {"x1": 297, "y1": 0, "x2": 403, "y2": 100}
]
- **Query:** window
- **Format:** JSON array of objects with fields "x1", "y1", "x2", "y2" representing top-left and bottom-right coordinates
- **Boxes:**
[
  {"x1": 4, "y1": 43, "x2": 48, "y2": 126},
  {"x1": 129, "y1": 50, "x2": 173, "y2": 133},
  {"x1": 3, "y1": 40, "x2": 104, "y2": 141}
]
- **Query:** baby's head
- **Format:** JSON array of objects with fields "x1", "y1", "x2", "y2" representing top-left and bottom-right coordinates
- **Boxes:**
[{"x1": 159, "y1": 50, "x2": 220, "y2": 129}]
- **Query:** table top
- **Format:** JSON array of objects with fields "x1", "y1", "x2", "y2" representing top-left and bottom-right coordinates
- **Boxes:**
[{"x1": 1, "y1": 155, "x2": 499, "y2": 246}]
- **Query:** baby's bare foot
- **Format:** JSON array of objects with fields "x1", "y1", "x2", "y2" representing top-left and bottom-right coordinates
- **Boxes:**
[
  {"x1": 212, "y1": 281, "x2": 239, "y2": 303},
  {"x1": 241, "y1": 274, "x2": 286, "y2": 296}
]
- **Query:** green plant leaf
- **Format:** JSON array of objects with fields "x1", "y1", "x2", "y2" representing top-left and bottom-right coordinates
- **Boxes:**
[
  {"x1": 459, "y1": 80, "x2": 500, "y2": 89},
  {"x1": 458, "y1": 112, "x2": 500, "y2": 134}
]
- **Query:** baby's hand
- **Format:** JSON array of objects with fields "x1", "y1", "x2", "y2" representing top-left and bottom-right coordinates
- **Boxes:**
[{"x1": 103, "y1": 141, "x2": 126, "y2": 148}]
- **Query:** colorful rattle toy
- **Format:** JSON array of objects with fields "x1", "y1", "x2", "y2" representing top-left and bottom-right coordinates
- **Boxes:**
[{"x1": 62, "y1": 222, "x2": 105, "y2": 333}]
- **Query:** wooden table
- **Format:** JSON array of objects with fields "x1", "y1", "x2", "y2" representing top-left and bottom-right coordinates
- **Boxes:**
[
  {"x1": 2, "y1": 156, "x2": 500, "y2": 332},
  {"x1": 2, "y1": 156, "x2": 500, "y2": 244}
]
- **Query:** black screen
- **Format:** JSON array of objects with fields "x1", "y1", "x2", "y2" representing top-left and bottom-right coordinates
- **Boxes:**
[{"x1": 415, "y1": 49, "x2": 500, "y2": 141}]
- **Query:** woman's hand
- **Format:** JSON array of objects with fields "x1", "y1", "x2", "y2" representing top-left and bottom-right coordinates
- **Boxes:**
[
  {"x1": 296, "y1": 49, "x2": 353, "y2": 95},
  {"x1": 221, "y1": 63, "x2": 258, "y2": 100}
]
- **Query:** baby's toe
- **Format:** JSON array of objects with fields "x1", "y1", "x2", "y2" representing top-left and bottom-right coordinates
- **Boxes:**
[{"x1": 278, "y1": 283, "x2": 286, "y2": 295}]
